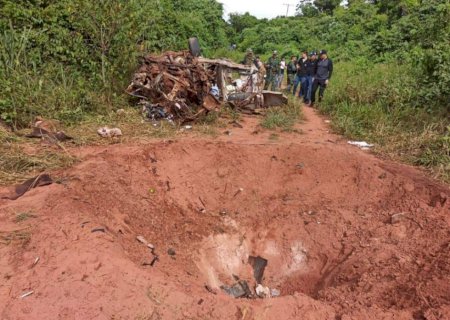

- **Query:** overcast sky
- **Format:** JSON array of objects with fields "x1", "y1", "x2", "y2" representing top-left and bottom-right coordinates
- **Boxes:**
[{"x1": 219, "y1": 0, "x2": 297, "y2": 20}]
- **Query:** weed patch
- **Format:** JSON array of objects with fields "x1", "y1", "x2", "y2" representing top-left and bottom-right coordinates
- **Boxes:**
[{"x1": 261, "y1": 97, "x2": 303, "y2": 130}]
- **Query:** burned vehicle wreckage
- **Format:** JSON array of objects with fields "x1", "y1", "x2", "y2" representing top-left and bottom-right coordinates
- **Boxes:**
[{"x1": 126, "y1": 39, "x2": 288, "y2": 123}]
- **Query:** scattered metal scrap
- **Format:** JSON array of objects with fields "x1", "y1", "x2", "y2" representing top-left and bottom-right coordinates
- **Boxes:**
[
  {"x1": 248, "y1": 256, "x2": 268, "y2": 284},
  {"x1": 1, "y1": 174, "x2": 53, "y2": 200},
  {"x1": 221, "y1": 280, "x2": 252, "y2": 298},
  {"x1": 220, "y1": 255, "x2": 280, "y2": 299},
  {"x1": 126, "y1": 46, "x2": 288, "y2": 123},
  {"x1": 26, "y1": 117, "x2": 72, "y2": 143}
]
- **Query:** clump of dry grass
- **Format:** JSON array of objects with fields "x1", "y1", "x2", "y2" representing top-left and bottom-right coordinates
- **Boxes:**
[
  {"x1": 15, "y1": 212, "x2": 37, "y2": 223},
  {"x1": 0, "y1": 228, "x2": 32, "y2": 246},
  {"x1": 0, "y1": 139, "x2": 77, "y2": 186}
]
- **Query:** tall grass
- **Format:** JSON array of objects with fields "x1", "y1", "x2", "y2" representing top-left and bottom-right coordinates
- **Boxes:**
[
  {"x1": 320, "y1": 61, "x2": 450, "y2": 182},
  {"x1": 0, "y1": 26, "x2": 121, "y2": 129}
]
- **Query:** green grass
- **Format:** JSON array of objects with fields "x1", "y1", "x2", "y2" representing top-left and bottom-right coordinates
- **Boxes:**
[
  {"x1": 261, "y1": 96, "x2": 303, "y2": 130},
  {"x1": 319, "y1": 61, "x2": 450, "y2": 182}
]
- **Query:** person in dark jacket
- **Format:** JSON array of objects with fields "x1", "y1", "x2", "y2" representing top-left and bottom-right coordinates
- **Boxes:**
[
  {"x1": 311, "y1": 49, "x2": 333, "y2": 107},
  {"x1": 286, "y1": 56, "x2": 297, "y2": 93},
  {"x1": 304, "y1": 51, "x2": 318, "y2": 105},
  {"x1": 293, "y1": 50, "x2": 308, "y2": 97}
]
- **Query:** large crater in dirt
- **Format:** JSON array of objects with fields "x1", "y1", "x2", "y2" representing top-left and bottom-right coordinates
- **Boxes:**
[{"x1": 59, "y1": 140, "x2": 449, "y2": 316}]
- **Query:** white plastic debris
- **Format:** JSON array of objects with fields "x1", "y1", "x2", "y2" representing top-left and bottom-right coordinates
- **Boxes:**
[
  {"x1": 226, "y1": 84, "x2": 235, "y2": 92},
  {"x1": 20, "y1": 291, "x2": 34, "y2": 299},
  {"x1": 136, "y1": 235, "x2": 154, "y2": 250},
  {"x1": 31, "y1": 257, "x2": 40, "y2": 268},
  {"x1": 184, "y1": 125, "x2": 193, "y2": 130},
  {"x1": 233, "y1": 79, "x2": 244, "y2": 90},
  {"x1": 347, "y1": 141, "x2": 374, "y2": 149},
  {"x1": 97, "y1": 127, "x2": 122, "y2": 138},
  {"x1": 255, "y1": 284, "x2": 271, "y2": 298},
  {"x1": 270, "y1": 288, "x2": 281, "y2": 297},
  {"x1": 210, "y1": 84, "x2": 220, "y2": 99}
]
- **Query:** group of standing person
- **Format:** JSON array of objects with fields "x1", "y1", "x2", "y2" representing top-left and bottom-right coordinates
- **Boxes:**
[
  {"x1": 286, "y1": 49, "x2": 333, "y2": 106},
  {"x1": 243, "y1": 49, "x2": 333, "y2": 107}
]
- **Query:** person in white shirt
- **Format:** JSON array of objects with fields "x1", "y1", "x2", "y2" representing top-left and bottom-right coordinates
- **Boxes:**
[{"x1": 277, "y1": 58, "x2": 286, "y2": 89}]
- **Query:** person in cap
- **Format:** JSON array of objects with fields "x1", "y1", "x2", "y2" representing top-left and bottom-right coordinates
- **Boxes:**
[
  {"x1": 311, "y1": 49, "x2": 333, "y2": 107},
  {"x1": 293, "y1": 50, "x2": 308, "y2": 98},
  {"x1": 304, "y1": 51, "x2": 318, "y2": 105},
  {"x1": 242, "y1": 48, "x2": 254, "y2": 66},
  {"x1": 286, "y1": 55, "x2": 297, "y2": 93},
  {"x1": 264, "y1": 50, "x2": 280, "y2": 91}
]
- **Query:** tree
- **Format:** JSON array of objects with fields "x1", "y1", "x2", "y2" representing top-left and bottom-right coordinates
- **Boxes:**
[
  {"x1": 228, "y1": 12, "x2": 259, "y2": 34},
  {"x1": 297, "y1": 3, "x2": 320, "y2": 17},
  {"x1": 313, "y1": 0, "x2": 342, "y2": 14},
  {"x1": 297, "y1": 0, "x2": 342, "y2": 15}
]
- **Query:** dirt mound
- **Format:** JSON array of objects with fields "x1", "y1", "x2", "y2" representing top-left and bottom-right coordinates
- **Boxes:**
[{"x1": 1, "y1": 109, "x2": 449, "y2": 320}]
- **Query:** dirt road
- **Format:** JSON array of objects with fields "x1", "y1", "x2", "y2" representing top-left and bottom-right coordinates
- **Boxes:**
[{"x1": 1, "y1": 106, "x2": 449, "y2": 320}]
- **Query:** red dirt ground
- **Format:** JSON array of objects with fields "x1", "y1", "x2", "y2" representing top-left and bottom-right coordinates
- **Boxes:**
[{"x1": 0, "y1": 107, "x2": 449, "y2": 320}]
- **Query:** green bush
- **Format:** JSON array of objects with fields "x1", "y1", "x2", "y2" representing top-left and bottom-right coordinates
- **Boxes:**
[{"x1": 320, "y1": 61, "x2": 450, "y2": 181}]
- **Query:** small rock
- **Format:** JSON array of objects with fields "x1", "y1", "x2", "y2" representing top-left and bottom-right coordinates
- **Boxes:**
[
  {"x1": 378, "y1": 172, "x2": 387, "y2": 179},
  {"x1": 216, "y1": 167, "x2": 229, "y2": 178},
  {"x1": 296, "y1": 162, "x2": 305, "y2": 169},
  {"x1": 390, "y1": 213, "x2": 406, "y2": 224},
  {"x1": 167, "y1": 248, "x2": 176, "y2": 256},
  {"x1": 404, "y1": 183, "x2": 415, "y2": 192},
  {"x1": 390, "y1": 224, "x2": 407, "y2": 240}
]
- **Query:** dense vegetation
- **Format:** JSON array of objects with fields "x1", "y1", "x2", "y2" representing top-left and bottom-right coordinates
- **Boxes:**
[
  {"x1": 0, "y1": 0, "x2": 227, "y2": 127},
  {"x1": 0, "y1": 0, "x2": 449, "y2": 180}
]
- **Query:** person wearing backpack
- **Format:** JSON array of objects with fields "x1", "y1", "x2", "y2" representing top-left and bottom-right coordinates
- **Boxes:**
[{"x1": 311, "y1": 50, "x2": 333, "y2": 107}]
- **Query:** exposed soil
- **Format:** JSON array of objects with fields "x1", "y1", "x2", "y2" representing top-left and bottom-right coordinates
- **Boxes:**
[{"x1": 1, "y1": 106, "x2": 449, "y2": 320}]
